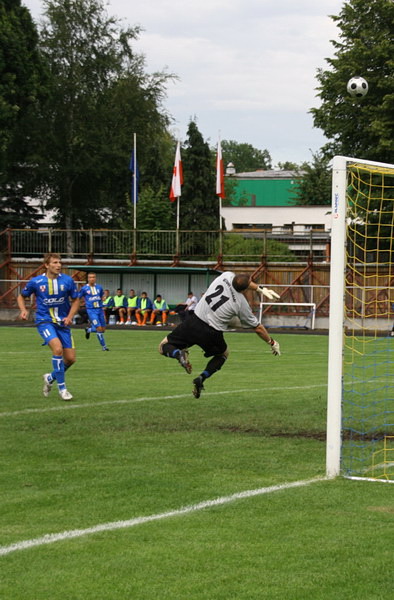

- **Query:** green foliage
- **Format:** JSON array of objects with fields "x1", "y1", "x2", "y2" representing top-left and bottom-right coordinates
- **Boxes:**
[
  {"x1": 0, "y1": 194, "x2": 42, "y2": 229},
  {"x1": 311, "y1": 0, "x2": 394, "y2": 162},
  {"x1": 222, "y1": 176, "x2": 238, "y2": 206},
  {"x1": 32, "y1": 0, "x2": 174, "y2": 230},
  {"x1": 181, "y1": 121, "x2": 218, "y2": 231},
  {"x1": 347, "y1": 165, "x2": 394, "y2": 262},
  {"x1": 276, "y1": 160, "x2": 305, "y2": 170},
  {"x1": 215, "y1": 233, "x2": 297, "y2": 262},
  {"x1": 136, "y1": 184, "x2": 175, "y2": 230},
  {"x1": 292, "y1": 151, "x2": 332, "y2": 206},
  {"x1": 221, "y1": 139, "x2": 272, "y2": 172},
  {"x1": 0, "y1": 0, "x2": 48, "y2": 227}
]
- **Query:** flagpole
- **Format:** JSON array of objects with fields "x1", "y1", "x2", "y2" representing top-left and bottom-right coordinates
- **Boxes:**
[
  {"x1": 169, "y1": 139, "x2": 183, "y2": 259},
  {"x1": 176, "y1": 197, "x2": 180, "y2": 256},
  {"x1": 216, "y1": 133, "x2": 225, "y2": 256},
  {"x1": 133, "y1": 132, "x2": 137, "y2": 255}
]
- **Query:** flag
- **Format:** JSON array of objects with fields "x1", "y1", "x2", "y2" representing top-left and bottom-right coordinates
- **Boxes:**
[
  {"x1": 169, "y1": 141, "x2": 183, "y2": 202},
  {"x1": 216, "y1": 138, "x2": 225, "y2": 199},
  {"x1": 129, "y1": 150, "x2": 139, "y2": 204}
]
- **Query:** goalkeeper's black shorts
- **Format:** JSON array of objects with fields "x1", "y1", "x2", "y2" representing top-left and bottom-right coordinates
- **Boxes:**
[{"x1": 167, "y1": 314, "x2": 227, "y2": 357}]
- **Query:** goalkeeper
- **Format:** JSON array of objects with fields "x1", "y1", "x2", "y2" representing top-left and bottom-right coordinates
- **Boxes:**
[{"x1": 159, "y1": 271, "x2": 280, "y2": 398}]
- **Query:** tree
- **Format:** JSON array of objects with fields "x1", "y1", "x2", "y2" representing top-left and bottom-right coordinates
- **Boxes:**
[
  {"x1": 276, "y1": 161, "x2": 306, "y2": 171},
  {"x1": 291, "y1": 152, "x2": 332, "y2": 206},
  {"x1": 311, "y1": 0, "x2": 394, "y2": 163},
  {"x1": 32, "y1": 0, "x2": 173, "y2": 246},
  {"x1": 221, "y1": 140, "x2": 272, "y2": 173},
  {"x1": 0, "y1": 0, "x2": 47, "y2": 228},
  {"x1": 214, "y1": 235, "x2": 297, "y2": 262},
  {"x1": 181, "y1": 121, "x2": 218, "y2": 231},
  {"x1": 136, "y1": 185, "x2": 175, "y2": 230}
]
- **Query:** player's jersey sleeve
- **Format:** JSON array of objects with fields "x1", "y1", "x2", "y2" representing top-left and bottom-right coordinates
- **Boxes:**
[
  {"x1": 237, "y1": 296, "x2": 260, "y2": 328},
  {"x1": 21, "y1": 278, "x2": 37, "y2": 298}
]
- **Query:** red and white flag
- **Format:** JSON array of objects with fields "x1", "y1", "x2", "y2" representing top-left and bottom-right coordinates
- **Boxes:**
[
  {"x1": 216, "y1": 138, "x2": 225, "y2": 199},
  {"x1": 169, "y1": 141, "x2": 183, "y2": 201}
]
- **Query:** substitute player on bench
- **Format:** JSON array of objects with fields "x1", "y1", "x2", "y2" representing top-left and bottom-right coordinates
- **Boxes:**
[{"x1": 17, "y1": 253, "x2": 80, "y2": 401}]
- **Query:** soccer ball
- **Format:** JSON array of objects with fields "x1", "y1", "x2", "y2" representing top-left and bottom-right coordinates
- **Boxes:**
[{"x1": 347, "y1": 76, "x2": 368, "y2": 98}]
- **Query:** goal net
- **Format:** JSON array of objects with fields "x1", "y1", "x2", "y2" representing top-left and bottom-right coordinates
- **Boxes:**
[{"x1": 326, "y1": 156, "x2": 394, "y2": 482}]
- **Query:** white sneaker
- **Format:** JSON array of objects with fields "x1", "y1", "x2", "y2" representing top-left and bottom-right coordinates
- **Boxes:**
[
  {"x1": 131, "y1": 321, "x2": 137, "y2": 325},
  {"x1": 43, "y1": 373, "x2": 53, "y2": 397},
  {"x1": 391, "y1": 331, "x2": 394, "y2": 337},
  {"x1": 59, "y1": 389, "x2": 73, "y2": 401},
  {"x1": 125, "y1": 321, "x2": 132, "y2": 325}
]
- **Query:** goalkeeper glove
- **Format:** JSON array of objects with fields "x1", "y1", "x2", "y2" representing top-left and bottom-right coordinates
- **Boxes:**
[
  {"x1": 268, "y1": 338, "x2": 281, "y2": 356},
  {"x1": 256, "y1": 286, "x2": 280, "y2": 300}
]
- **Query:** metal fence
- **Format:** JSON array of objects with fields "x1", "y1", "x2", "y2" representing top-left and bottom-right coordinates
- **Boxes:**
[{"x1": 0, "y1": 228, "x2": 330, "y2": 262}]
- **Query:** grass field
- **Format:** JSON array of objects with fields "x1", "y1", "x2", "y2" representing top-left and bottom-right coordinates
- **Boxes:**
[{"x1": 0, "y1": 326, "x2": 393, "y2": 599}]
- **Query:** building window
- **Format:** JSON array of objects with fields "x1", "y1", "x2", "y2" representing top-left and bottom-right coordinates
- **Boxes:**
[{"x1": 233, "y1": 224, "x2": 272, "y2": 231}]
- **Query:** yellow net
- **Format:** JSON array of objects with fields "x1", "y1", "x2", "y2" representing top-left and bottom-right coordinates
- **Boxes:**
[{"x1": 342, "y1": 162, "x2": 394, "y2": 480}]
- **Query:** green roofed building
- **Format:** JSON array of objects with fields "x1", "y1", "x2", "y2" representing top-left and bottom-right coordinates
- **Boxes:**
[
  {"x1": 222, "y1": 169, "x2": 331, "y2": 233},
  {"x1": 227, "y1": 170, "x2": 298, "y2": 208}
]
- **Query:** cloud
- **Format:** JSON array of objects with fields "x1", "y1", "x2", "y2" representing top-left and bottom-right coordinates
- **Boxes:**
[{"x1": 23, "y1": 0, "x2": 344, "y2": 163}]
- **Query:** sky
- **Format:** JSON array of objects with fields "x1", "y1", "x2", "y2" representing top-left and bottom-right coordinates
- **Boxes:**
[{"x1": 22, "y1": 0, "x2": 345, "y2": 166}]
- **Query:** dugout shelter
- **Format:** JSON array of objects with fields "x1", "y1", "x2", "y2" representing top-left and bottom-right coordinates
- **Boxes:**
[{"x1": 70, "y1": 265, "x2": 221, "y2": 308}]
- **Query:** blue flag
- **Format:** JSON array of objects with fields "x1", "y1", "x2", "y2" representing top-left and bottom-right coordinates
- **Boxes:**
[{"x1": 129, "y1": 150, "x2": 140, "y2": 204}]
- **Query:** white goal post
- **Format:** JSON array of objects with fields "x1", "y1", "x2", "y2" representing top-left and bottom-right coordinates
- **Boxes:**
[{"x1": 326, "y1": 155, "x2": 394, "y2": 481}]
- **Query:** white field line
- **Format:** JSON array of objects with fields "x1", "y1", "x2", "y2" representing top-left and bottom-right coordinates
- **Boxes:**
[
  {"x1": 0, "y1": 383, "x2": 328, "y2": 418},
  {"x1": 345, "y1": 476, "x2": 394, "y2": 484},
  {"x1": 0, "y1": 477, "x2": 325, "y2": 557}
]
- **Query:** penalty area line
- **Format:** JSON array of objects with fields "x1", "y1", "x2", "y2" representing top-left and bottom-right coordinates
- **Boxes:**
[
  {"x1": 0, "y1": 383, "x2": 328, "y2": 418},
  {"x1": 0, "y1": 477, "x2": 325, "y2": 557}
]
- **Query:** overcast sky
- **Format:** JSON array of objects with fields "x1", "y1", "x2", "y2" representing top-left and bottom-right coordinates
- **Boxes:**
[{"x1": 22, "y1": 0, "x2": 345, "y2": 166}]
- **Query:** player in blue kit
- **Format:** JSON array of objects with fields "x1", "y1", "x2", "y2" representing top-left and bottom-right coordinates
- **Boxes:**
[
  {"x1": 78, "y1": 272, "x2": 109, "y2": 351},
  {"x1": 17, "y1": 253, "x2": 80, "y2": 401}
]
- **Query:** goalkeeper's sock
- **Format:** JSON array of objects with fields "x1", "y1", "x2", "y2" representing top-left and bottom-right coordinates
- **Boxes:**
[
  {"x1": 203, "y1": 355, "x2": 227, "y2": 378},
  {"x1": 161, "y1": 343, "x2": 179, "y2": 358},
  {"x1": 51, "y1": 355, "x2": 66, "y2": 392}
]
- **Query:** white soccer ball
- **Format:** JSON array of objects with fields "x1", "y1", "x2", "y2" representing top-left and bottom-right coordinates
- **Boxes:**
[{"x1": 347, "y1": 76, "x2": 368, "y2": 98}]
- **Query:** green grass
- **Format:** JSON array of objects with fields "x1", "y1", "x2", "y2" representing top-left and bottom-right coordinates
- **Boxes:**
[{"x1": 0, "y1": 326, "x2": 392, "y2": 599}]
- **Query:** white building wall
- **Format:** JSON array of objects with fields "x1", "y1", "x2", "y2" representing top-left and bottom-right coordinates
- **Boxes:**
[{"x1": 221, "y1": 205, "x2": 331, "y2": 232}]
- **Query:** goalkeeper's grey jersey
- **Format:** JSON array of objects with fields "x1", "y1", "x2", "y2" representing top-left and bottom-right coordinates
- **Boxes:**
[{"x1": 194, "y1": 272, "x2": 259, "y2": 331}]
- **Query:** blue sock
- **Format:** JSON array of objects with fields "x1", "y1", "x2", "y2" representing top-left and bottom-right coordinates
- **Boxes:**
[
  {"x1": 49, "y1": 361, "x2": 71, "y2": 384},
  {"x1": 202, "y1": 370, "x2": 210, "y2": 379},
  {"x1": 97, "y1": 332, "x2": 106, "y2": 348},
  {"x1": 171, "y1": 349, "x2": 180, "y2": 358},
  {"x1": 51, "y1": 355, "x2": 66, "y2": 391}
]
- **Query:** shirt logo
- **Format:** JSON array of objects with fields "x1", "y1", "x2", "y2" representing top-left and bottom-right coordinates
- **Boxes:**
[
  {"x1": 40, "y1": 285, "x2": 46, "y2": 292},
  {"x1": 44, "y1": 297, "x2": 66, "y2": 305}
]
